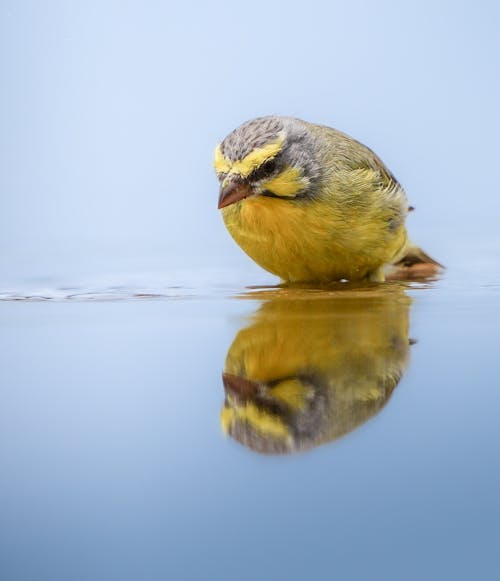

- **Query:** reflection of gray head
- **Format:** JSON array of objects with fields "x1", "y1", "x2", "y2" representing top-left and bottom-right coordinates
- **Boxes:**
[
  {"x1": 220, "y1": 116, "x2": 322, "y2": 192},
  {"x1": 224, "y1": 370, "x2": 402, "y2": 455},
  {"x1": 225, "y1": 374, "x2": 329, "y2": 455}
]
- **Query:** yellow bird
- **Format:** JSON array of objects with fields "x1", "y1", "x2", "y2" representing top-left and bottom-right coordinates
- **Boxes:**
[
  {"x1": 215, "y1": 116, "x2": 441, "y2": 282},
  {"x1": 221, "y1": 287, "x2": 411, "y2": 454}
]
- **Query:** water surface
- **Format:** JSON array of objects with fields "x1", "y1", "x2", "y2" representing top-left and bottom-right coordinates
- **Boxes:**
[{"x1": 0, "y1": 270, "x2": 499, "y2": 580}]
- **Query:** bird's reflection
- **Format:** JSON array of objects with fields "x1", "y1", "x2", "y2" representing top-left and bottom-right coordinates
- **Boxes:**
[{"x1": 221, "y1": 286, "x2": 412, "y2": 454}]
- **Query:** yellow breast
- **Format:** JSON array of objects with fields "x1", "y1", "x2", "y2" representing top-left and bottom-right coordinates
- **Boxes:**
[{"x1": 221, "y1": 195, "x2": 407, "y2": 282}]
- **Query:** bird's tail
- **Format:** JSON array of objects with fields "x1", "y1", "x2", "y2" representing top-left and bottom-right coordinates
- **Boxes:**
[{"x1": 387, "y1": 243, "x2": 444, "y2": 280}]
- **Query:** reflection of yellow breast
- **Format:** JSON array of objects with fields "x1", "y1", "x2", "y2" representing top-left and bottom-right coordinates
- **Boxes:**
[
  {"x1": 221, "y1": 195, "x2": 407, "y2": 282},
  {"x1": 226, "y1": 290, "x2": 410, "y2": 385}
]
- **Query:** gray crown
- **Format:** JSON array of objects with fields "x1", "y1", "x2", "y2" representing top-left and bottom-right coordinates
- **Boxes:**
[{"x1": 220, "y1": 116, "x2": 322, "y2": 192}]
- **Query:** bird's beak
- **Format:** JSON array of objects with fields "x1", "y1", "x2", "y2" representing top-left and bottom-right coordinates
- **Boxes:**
[
  {"x1": 222, "y1": 372, "x2": 259, "y2": 401},
  {"x1": 218, "y1": 177, "x2": 253, "y2": 209}
]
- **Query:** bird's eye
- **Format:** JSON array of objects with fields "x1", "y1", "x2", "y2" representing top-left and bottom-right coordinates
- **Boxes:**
[
  {"x1": 261, "y1": 159, "x2": 276, "y2": 174},
  {"x1": 248, "y1": 157, "x2": 279, "y2": 182}
]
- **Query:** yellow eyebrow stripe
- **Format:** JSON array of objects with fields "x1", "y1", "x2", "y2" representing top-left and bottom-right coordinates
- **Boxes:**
[
  {"x1": 221, "y1": 401, "x2": 290, "y2": 439},
  {"x1": 214, "y1": 145, "x2": 231, "y2": 174},
  {"x1": 214, "y1": 135, "x2": 284, "y2": 177}
]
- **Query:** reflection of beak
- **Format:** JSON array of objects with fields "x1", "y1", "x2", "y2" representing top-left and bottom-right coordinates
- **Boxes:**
[
  {"x1": 222, "y1": 372, "x2": 259, "y2": 401},
  {"x1": 218, "y1": 177, "x2": 253, "y2": 209}
]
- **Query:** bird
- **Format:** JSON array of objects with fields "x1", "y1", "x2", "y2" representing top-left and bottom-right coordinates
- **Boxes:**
[
  {"x1": 221, "y1": 287, "x2": 411, "y2": 454},
  {"x1": 214, "y1": 116, "x2": 442, "y2": 283}
]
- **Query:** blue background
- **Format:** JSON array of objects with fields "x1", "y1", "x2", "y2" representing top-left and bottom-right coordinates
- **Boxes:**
[{"x1": 1, "y1": 0, "x2": 499, "y2": 283}]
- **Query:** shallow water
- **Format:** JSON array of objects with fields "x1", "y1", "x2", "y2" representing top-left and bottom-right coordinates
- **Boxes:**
[{"x1": 1, "y1": 268, "x2": 499, "y2": 580}]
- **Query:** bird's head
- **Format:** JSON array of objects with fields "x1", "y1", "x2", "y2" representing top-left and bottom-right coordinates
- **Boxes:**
[{"x1": 214, "y1": 116, "x2": 320, "y2": 209}]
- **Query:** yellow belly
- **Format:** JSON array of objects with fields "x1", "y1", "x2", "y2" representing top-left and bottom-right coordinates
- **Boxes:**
[{"x1": 221, "y1": 195, "x2": 407, "y2": 282}]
